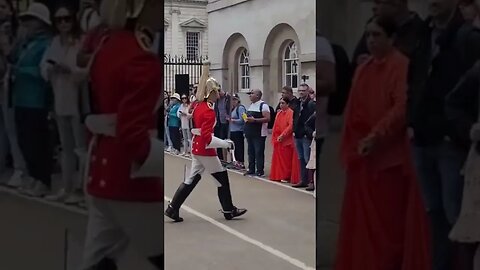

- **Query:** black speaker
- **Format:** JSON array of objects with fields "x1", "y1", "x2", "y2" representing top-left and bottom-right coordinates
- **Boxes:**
[{"x1": 175, "y1": 74, "x2": 189, "y2": 97}]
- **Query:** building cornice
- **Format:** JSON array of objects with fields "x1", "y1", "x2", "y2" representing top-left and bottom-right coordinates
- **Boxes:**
[
  {"x1": 207, "y1": 0, "x2": 251, "y2": 13},
  {"x1": 180, "y1": 18, "x2": 207, "y2": 29}
]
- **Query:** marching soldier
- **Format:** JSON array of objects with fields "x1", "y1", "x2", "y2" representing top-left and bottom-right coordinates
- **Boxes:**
[
  {"x1": 80, "y1": 0, "x2": 163, "y2": 269},
  {"x1": 165, "y1": 63, "x2": 247, "y2": 222}
]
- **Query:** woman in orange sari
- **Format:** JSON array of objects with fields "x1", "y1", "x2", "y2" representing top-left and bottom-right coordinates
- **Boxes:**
[
  {"x1": 270, "y1": 97, "x2": 298, "y2": 183},
  {"x1": 335, "y1": 17, "x2": 430, "y2": 270}
]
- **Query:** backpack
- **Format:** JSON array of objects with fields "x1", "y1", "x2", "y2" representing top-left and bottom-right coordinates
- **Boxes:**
[
  {"x1": 327, "y1": 43, "x2": 353, "y2": 116},
  {"x1": 260, "y1": 102, "x2": 276, "y2": 129},
  {"x1": 235, "y1": 104, "x2": 246, "y2": 119}
]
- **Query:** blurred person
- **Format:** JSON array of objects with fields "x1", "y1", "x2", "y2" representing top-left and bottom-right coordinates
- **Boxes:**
[
  {"x1": 243, "y1": 89, "x2": 270, "y2": 177},
  {"x1": 309, "y1": 87, "x2": 315, "y2": 100},
  {"x1": 80, "y1": 0, "x2": 163, "y2": 268},
  {"x1": 164, "y1": 95, "x2": 173, "y2": 152},
  {"x1": 446, "y1": 61, "x2": 480, "y2": 270},
  {"x1": 214, "y1": 87, "x2": 230, "y2": 161},
  {"x1": 41, "y1": 4, "x2": 86, "y2": 204},
  {"x1": 352, "y1": 0, "x2": 424, "y2": 68},
  {"x1": 304, "y1": 110, "x2": 316, "y2": 191},
  {"x1": 306, "y1": 130, "x2": 316, "y2": 197},
  {"x1": 177, "y1": 94, "x2": 192, "y2": 156},
  {"x1": 292, "y1": 83, "x2": 315, "y2": 188},
  {"x1": 79, "y1": 0, "x2": 101, "y2": 33},
  {"x1": 335, "y1": 17, "x2": 430, "y2": 270},
  {"x1": 408, "y1": 0, "x2": 480, "y2": 268},
  {"x1": 10, "y1": 2, "x2": 53, "y2": 197},
  {"x1": 228, "y1": 93, "x2": 246, "y2": 169},
  {"x1": 165, "y1": 62, "x2": 247, "y2": 222},
  {"x1": 167, "y1": 93, "x2": 181, "y2": 154},
  {"x1": 270, "y1": 97, "x2": 299, "y2": 184},
  {"x1": 0, "y1": 0, "x2": 27, "y2": 187},
  {"x1": 460, "y1": 0, "x2": 480, "y2": 27}
]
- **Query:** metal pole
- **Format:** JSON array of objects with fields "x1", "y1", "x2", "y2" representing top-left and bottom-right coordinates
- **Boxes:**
[{"x1": 64, "y1": 228, "x2": 69, "y2": 270}]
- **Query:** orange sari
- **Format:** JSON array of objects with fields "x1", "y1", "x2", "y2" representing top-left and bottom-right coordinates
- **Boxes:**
[
  {"x1": 335, "y1": 49, "x2": 431, "y2": 270},
  {"x1": 270, "y1": 107, "x2": 299, "y2": 183}
]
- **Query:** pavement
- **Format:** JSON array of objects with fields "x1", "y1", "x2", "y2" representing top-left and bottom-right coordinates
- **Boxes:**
[{"x1": 164, "y1": 153, "x2": 316, "y2": 270}]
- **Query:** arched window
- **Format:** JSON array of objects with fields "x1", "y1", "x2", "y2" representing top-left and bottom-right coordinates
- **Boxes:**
[
  {"x1": 239, "y1": 49, "x2": 250, "y2": 91},
  {"x1": 283, "y1": 42, "x2": 299, "y2": 90}
]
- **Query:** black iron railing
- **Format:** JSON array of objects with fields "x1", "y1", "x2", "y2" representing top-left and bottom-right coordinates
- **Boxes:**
[{"x1": 163, "y1": 54, "x2": 208, "y2": 95}]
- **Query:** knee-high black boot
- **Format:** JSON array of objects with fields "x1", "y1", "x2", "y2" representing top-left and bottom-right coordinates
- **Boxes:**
[
  {"x1": 92, "y1": 258, "x2": 117, "y2": 270},
  {"x1": 148, "y1": 254, "x2": 163, "y2": 269},
  {"x1": 165, "y1": 174, "x2": 201, "y2": 222},
  {"x1": 211, "y1": 170, "x2": 247, "y2": 220}
]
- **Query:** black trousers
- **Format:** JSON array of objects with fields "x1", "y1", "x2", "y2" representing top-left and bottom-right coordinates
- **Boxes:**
[
  {"x1": 15, "y1": 107, "x2": 53, "y2": 187},
  {"x1": 168, "y1": 126, "x2": 181, "y2": 151},
  {"x1": 230, "y1": 131, "x2": 244, "y2": 163},
  {"x1": 214, "y1": 123, "x2": 229, "y2": 160}
]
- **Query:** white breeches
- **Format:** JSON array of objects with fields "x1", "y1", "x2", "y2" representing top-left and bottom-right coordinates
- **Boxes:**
[
  {"x1": 81, "y1": 197, "x2": 163, "y2": 270},
  {"x1": 184, "y1": 155, "x2": 225, "y2": 187}
]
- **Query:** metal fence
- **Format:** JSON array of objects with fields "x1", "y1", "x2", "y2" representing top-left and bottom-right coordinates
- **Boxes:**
[{"x1": 163, "y1": 54, "x2": 207, "y2": 95}]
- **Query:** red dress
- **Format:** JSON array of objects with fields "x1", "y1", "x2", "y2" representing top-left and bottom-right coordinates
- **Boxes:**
[
  {"x1": 270, "y1": 108, "x2": 299, "y2": 183},
  {"x1": 87, "y1": 30, "x2": 162, "y2": 202},
  {"x1": 335, "y1": 50, "x2": 431, "y2": 270}
]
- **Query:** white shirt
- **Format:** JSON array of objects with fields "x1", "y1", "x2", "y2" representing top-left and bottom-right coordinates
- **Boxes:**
[
  {"x1": 316, "y1": 35, "x2": 336, "y2": 138},
  {"x1": 248, "y1": 100, "x2": 270, "y2": 137},
  {"x1": 177, "y1": 103, "x2": 191, "y2": 129},
  {"x1": 41, "y1": 36, "x2": 85, "y2": 116}
]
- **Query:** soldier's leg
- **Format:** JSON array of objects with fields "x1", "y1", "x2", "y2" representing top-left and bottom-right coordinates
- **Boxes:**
[
  {"x1": 110, "y1": 200, "x2": 164, "y2": 270},
  {"x1": 165, "y1": 155, "x2": 205, "y2": 222},
  {"x1": 81, "y1": 197, "x2": 129, "y2": 270},
  {"x1": 199, "y1": 156, "x2": 247, "y2": 220}
]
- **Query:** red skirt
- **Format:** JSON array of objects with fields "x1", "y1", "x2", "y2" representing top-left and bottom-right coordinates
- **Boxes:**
[
  {"x1": 335, "y1": 161, "x2": 431, "y2": 270},
  {"x1": 270, "y1": 143, "x2": 294, "y2": 181}
]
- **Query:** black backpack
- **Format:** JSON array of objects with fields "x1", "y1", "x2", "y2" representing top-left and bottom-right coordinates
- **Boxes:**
[{"x1": 260, "y1": 102, "x2": 276, "y2": 129}]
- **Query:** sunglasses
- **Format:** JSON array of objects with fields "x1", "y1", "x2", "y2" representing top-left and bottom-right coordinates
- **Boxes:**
[{"x1": 55, "y1": 16, "x2": 72, "y2": 24}]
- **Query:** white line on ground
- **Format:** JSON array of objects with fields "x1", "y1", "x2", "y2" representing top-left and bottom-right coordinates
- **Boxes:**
[
  {"x1": 0, "y1": 186, "x2": 88, "y2": 216},
  {"x1": 165, "y1": 152, "x2": 314, "y2": 196},
  {"x1": 165, "y1": 195, "x2": 315, "y2": 270}
]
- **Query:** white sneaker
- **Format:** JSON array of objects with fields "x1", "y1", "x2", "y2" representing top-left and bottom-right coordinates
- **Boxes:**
[
  {"x1": 45, "y1": 189, "x2": 68, "y2": 202},
  {"x1": 6, "y1": 171, "x2": 24, "y2": 188},
  {"x1": 166, "y1": 146, "x2": 172, "y2": 152},
  {"x1": 17, "y1": 177, "x2": 35, "y2": 194},
  {"x1": 27, "y1": 181, "x2": 50, "y2": 198}
]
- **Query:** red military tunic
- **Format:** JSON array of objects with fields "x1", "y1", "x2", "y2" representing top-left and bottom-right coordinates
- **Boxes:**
[
  {"x1": 191, "y1": 101, "x2": 217, "y2": 156},
  {"x1": 87, "y1": 30, "x2": 162, "y2": 202}
]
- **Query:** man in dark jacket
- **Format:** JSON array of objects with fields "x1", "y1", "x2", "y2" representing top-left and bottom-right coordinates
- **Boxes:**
[
  {"x1": 275, "y1": 85, "x2": 300, "y2": 112},
  {"x1": 292, "y1": 83, "x2": 315, "y2": 188},
  {"x1": 352, "y1": 0, "x2": 424, "y2": 69},
  {"x1": 214, "y1": 87, "x2": 230, "y2": 161},
  {"x1": 408, "y1": 1, "x2": 480, "y2": 269}
]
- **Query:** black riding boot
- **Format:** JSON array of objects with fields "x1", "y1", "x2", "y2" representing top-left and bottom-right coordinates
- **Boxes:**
[
  {"x1": 148, "y1": 254, "x2": 163, "y2": 269},
  {"x1": 165, "y1": 174, "x2": 201, "y2": 222},
  {"x1": 93, "y1": 258, "x2": 117, "y2": 270},
  {"x1": 211, "y1": 170, "x2": 247, "y2": 220}
]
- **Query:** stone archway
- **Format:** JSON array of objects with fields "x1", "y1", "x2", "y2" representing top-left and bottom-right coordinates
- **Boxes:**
[
  {"x1": 221, "y1": 33, "x2": 249, "y2": 95},
  {"x1": 262, "y1": 23, "x2": 301, "y2": 105}
]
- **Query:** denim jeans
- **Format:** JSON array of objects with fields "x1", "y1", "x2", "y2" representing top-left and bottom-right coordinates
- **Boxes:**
[
  {"x1": 56, "y1": 115, "x2": 86, "y2": 192},
  {"x1": 412, "y1": 141, "x2": 466, "y2": 270},
  {"x1": 246, "y1": 136, "x2": 266, "y2": 174},
  {"x1": 295, "y1": 137, "x2": 312, "y2": 185},
  {"x1": 181, "y1": 128, "x2": 192, "y2": 153},
  {"x1": 165, "y1": 117, "x2": 172, "y2": 147}
]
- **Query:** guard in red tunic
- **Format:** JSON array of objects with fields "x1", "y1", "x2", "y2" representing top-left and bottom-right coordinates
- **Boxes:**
[
  {"x1": 165, "y1": 63, "x2": 247, "y2": 222},
  {"x1": 80, "y1": 0, "x2": 163, "y2": 269}
]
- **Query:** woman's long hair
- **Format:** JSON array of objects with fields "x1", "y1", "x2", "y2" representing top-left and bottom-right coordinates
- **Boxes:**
[{"x1": 1, "y1": 0, "x2": 18, "y2": 42}]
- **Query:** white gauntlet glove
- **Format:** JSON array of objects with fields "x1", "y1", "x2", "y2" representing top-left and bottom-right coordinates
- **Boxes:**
[
  {"x1": 470, "y1": 123, "x2": 480, "y2": 142},
  {"x1": 206, "y1": 137, "x2": 234, "y2": 149}
]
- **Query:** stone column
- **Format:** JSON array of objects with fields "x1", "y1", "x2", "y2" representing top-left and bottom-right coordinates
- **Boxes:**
[{"x1": 170, "y1": 8, "x2": 181, "y2": 56}]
